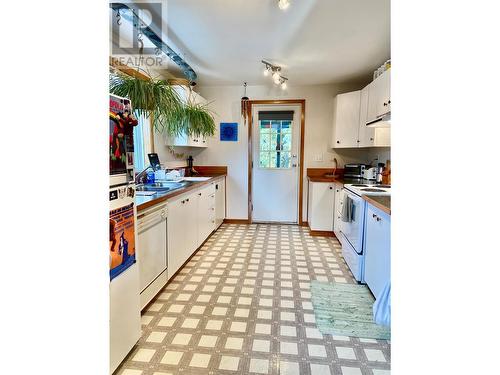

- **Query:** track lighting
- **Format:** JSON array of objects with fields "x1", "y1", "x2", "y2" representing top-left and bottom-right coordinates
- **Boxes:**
[
  {"x1": 278, "y1": 0, "x2": 290, "y2": 10},
  {"x1": 261, "y1": 60, "x2": 289, "y2": 89}
]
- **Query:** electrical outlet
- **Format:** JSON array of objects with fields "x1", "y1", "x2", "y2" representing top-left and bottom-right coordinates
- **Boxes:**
[{"x1": 314, "y1": 153, "x2": 324, "y2": 162}]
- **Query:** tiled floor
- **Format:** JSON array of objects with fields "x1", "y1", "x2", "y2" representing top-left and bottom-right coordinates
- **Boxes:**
[{"x1": 116, "y1": 224, "x2": 391, "y2": 375}]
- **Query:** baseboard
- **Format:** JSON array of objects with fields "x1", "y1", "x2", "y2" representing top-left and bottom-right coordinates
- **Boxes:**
[
  {"x1": 223, "y1": 219, "x2": 251, "y2": 224},
  {"x1": 309, "y1": 230, "x2": 335, "y2": 237}
]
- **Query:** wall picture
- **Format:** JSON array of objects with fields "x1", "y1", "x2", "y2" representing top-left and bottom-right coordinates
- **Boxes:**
[{"x1": 220, "y1": 122, "x2": 238, "y2": 141}]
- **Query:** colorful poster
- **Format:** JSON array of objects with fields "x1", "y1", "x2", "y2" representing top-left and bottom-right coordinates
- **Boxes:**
[{"x1": 109, "y1": 202, "x2": 136, "y2": 281}]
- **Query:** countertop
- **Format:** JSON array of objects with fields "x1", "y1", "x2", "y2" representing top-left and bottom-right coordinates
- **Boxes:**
[
  {"x1": 362, "y1": 195, "x2": 391, "y2": 215},
  {"x1": 307, "y1": 175, "x2": 376, "y2": 185},
  {"x1": 136, "y1": 174, "x2": 226, "y2": 211}
]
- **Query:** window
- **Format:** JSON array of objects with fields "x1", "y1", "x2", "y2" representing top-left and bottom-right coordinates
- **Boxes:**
[
  {"x1": 258, "y1": 120, "x2": 292, "y2": 169},
  {"x1": 133, "y1": 113, "x2": 151, "y2": 172}
]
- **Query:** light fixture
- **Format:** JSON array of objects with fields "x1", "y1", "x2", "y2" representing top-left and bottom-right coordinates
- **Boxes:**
[
  {"x1": 261, "y1": 60, "x2": 289, "y2": 88},
  {"x1": 278, "y1": 0, "x2": 290, "y2": 10}
]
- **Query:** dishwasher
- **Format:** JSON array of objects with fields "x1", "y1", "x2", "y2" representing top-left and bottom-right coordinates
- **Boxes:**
[{"x1": 137, "y1": 204, "x2": 168, "y2": 309}]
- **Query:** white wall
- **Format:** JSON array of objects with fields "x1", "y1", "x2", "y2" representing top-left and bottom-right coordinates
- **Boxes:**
[{"x1": 194, "y1": 83, "x2": 380, "y2": 221}]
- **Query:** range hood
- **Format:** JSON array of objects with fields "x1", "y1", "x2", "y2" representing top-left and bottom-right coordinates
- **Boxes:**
[{"x1": 366, "y1": 111, "x2": 391, "y2": 128}]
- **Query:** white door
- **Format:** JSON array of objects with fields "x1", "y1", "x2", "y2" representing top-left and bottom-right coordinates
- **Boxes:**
[{"x1": 252, "y1": 105, "x2": 300, "y2": 223}]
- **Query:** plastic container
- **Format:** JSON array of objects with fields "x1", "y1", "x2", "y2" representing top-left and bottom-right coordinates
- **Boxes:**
[{"x1": 146, "y1": 170, "x2": 155, "y2": 184}]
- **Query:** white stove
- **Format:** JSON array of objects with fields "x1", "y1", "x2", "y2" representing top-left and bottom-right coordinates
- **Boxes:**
[{"x1": 344, "y1": 183, "x2": 391, "y2": 196}]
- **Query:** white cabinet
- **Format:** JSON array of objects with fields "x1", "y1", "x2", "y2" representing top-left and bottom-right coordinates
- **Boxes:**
[
  {"x1": 333, "y1": 183, "x2": 344, "y2": 237},
  {"x1": 308, "y1": 182, "x2": 335, "y2": 232},
  {"x1": 364, "y1": 204, "x2": 391, "y2": 299},
  {"x1": 167, "y1": 191, "x2": 199, "y2": 278},
  {"x1": 358, "y1": 86, "x2": 375, "y2": 147},
  {"x1": 331, "y1": 91, "x2": 361, "y2": 148},
  {"x1": 197, "y1": 183, "x2": 216, "y2": 247},
  {"x1": 331, "y1": 69, "x2": 391, "y2": 149},
  {"x1": 366, "y1": 69, "x2": 391, "y2": 125},
  {"x1": 214, "y1": 177, "x2": 226, "y2": 228},
  {"x1": 165, "y1": 86, "x2": 208, "y2": 148},
  {"x1": 167, "y1": 179, "x2": 226, "y2": 279}
]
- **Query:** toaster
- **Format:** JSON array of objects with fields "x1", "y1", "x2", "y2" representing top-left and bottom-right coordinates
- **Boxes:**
[{"x1": 363, "y1": 167, "x2": 377, "y2": 180}]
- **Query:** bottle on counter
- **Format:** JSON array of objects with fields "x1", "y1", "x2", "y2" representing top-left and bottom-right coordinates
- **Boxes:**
[
  {"x1": 382, "y1": 160, "x2": 391, "y2": 185},
  {"x1": 376, "y1": 163, "x2": 385, "y2": 184}
]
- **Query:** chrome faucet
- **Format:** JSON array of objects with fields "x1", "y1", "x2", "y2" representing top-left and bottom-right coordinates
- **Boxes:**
[{"x1": 135, "y1": 166, "x2": 152, "y2": 185}]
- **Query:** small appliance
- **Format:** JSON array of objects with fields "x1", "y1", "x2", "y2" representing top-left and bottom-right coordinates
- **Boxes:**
[
  {"x1": 343, "y1": 164, "x2": 368, "y2": 178},
  {"x1": 362, "y1": 167, "x2": 377, "y2": 181}
]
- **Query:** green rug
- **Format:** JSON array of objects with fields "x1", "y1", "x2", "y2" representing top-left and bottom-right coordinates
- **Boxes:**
[{"x1": 310, "y1": 281, "x2": 391, "y2": 340}]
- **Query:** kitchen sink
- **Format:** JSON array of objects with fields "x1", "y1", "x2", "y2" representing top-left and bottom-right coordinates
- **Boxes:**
[{"x1": 136, "y1": 180, "x2": 193, "y2": 193}]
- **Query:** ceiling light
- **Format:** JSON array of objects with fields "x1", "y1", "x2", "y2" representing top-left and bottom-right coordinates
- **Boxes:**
[
  {"x1": 272, "y1": 71, "x2": 281, "y2": 84},
  {"x1": 278, "y1": 0, "x2": 290, "y2": 10},
  {"x1": 263, "y1": 67, "x2": 269, "y2": 76},
  {"x1": 281, "y1": 81, "x2": 287, "y2": 90}
]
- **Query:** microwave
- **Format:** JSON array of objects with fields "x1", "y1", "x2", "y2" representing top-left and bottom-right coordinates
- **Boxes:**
[{"x1": 344, "y1": 164, "x2": 368, "y2": 178}]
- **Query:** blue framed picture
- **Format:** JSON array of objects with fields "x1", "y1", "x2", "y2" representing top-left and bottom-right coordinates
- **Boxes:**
[{"x1": 220, "y1": 122, "x2": 238, "y2": 141}]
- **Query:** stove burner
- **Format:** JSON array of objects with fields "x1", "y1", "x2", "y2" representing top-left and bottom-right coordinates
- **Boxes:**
[
  {"x1": 361, "y1": 188, "x2": 386, "y2": 192},
  {"x1": 376, "y1": 185, "x2": 391, "y2": 188},
  {"x1": 351, "y1": 184, "x2": 369, "y2": 187}
]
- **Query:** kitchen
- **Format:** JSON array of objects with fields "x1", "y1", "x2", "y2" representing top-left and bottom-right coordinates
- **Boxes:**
[
  {"x1": 108, "y1": 1, "x2": 392, "y2": 374},
  {"x1": 4, "y1": 1, "x2": 498, "y2": 375}
]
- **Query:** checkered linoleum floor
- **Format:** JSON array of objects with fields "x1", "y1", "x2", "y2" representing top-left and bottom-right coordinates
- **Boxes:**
[{"x1": 116, "y1": 224, "x2": 391, "y2": 375}]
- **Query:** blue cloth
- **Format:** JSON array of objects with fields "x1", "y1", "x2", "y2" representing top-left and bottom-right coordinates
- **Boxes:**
[{"x1": 373, "y1": 282, "x2": 391, "y2": 327}]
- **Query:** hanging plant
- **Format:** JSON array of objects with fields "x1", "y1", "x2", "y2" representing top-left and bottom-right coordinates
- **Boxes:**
[
  {"x1": 110, "y1": 71, "x2": 216, "y2": 138},
  {"x1": 109, "y1": 71, "x2": 182, "y2": 133}
]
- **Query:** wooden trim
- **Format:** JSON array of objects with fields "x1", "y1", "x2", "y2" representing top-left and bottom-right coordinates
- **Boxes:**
[
  {"x1": 224, "y1": 219, "x2": 251, "y2": 224},
  {"x1": 309, "y1": 230, "x2": 335, "y2": 237},
  {"x1": 109, "y1": 57, "x2": 151, "y2": 81},
  {"x1": 300, "y1": 221, "x2": 309, "y2": 227},
  {"x1": 247, "y1": 99, "x2": 306, "y2": 225},
  {"x1": 193, "y1": 166, "x2": 228, "y2": 175}
]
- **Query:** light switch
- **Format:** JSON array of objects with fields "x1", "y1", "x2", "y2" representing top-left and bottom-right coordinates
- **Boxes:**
[{"x1": 314, "y1": 153, "x2": 324, "y2": 162}]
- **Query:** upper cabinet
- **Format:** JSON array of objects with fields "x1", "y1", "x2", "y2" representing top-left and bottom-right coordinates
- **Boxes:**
[
  {"x1": 358, "y1": 86, "x2": 375, "y2": 147},
  {"x1": 165, "y1": 86, "x2": 209, "y2": 148},
  {"x1": 366, "y1": 69, "x2": 391, "y2": 126},
  {"x1": 332, "y1": 68, "x2": 391, "y2": 149},
  {"x1": 331, "y1": 91, "x2": 361, "y2": 148}
]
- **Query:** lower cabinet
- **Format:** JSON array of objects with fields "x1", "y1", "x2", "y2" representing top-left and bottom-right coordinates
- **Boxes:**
[
  {"x1": 363, "y1": 204, "x2": 391, "y2": 299},
  {"x1": 333, "y1": 183, "x2": 344, "y2": 237},
  {"x1": 214, "y1": 178, "x2": 226, "y2": 228},
  {"x1": 167, "y1": 191, "x2": 198, "y2": 279},
  {"x1": 308, "y1": 181, "x2": 335, "y2": 232},
  {"x1": 167, "y1": 179, "x2": 225, "y2": 279}
]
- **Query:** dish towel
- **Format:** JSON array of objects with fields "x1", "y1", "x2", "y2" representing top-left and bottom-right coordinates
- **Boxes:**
[
  {"x1": 373, "y1": 281, "x2": 391, "y2": 327},
  {"x1": 341, "y1": 195, "x2": 353, "y2": 222}
]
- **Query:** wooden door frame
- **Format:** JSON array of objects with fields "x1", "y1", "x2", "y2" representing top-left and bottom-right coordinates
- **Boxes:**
[{"x1": 247, "y1": 99, "x2": 306, "y2": 225}]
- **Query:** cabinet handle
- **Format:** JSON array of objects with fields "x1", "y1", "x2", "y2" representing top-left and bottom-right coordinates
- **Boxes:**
[
  {"x1": 388, "y1": 100, "x2": 391, "y2": 104},
  {"x1": 181, "y1": 200, "x2": 185, "y2": 204},
  {"x1": 336, "y1": 140, "x2": 340, "y2": 144},
  {"x1": 372, "y1": 213, "x2": 381, "y2": 222},
  {"x1": 383, "y1": 102, "x2": 388, "y2": 106},
  {"x1": 370, "y1": 137, "x2": 374, "y2": 141},
  {"x1": 198, "y1": 193, "x2": 202, "y2": 196},
  {"x1": 186, "y1": 198, "x2": 190, "y2": 202},
  {"x1": 329, "y1": 186, "x2": 333, "y2": 190}
]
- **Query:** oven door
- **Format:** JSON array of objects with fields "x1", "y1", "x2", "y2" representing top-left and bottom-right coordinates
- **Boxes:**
[{"x1": 340, "y1": 189, "x2": 366, "y2": 254}]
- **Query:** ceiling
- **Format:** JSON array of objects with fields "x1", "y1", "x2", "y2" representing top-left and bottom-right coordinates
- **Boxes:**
[{"x1": 111, "y1": 0, "x2": 390, "y2": 86}]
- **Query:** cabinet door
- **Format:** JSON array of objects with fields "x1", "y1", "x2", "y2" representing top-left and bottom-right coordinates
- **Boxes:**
[
  {"x1": 332, "y1": 91, "x2": 361, "y2": 148},
  {"x1": 184, "y1": 192, "x2": 199, "y2": 259},
  {"x1": 364, "y1": 205, "x2": 391, "y2": 298},
  {"x1": 215, "y1": 178, "x2": 225, "y2": 228},
  {"x1": 367, "y1": 70, "x2": 391, "y2": 124},
  {"x1": 167, "y1": 196, "x2": 187, "y2": 278},
  {"x1": 197, "y1": 185, "x2": 216, "y2": 246},
  {"x1": 309, "y1": 182, "x2": 335, "y2": 231},
  {"x1": 358, "y1": 86, "x2": 375, "y2": 147}
]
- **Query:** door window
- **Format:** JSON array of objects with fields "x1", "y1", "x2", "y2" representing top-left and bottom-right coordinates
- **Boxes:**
[{"x1": 258, "y1": 120, "x2": 292, "y2": 169}]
